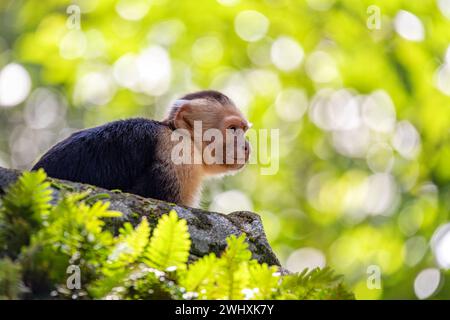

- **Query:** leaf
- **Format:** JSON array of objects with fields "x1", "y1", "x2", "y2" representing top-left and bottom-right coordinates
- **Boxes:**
[
  {"x1": 180, "y1": 253, "x2": 218, "y2": 294},
  {"x1": 144, "y1": 210, "x2": 191, "y2": 272},
  {"x1": 213, "y1": 234, "x2": 252, "y2": 299},
  {"x1": 294, "y1": 267, "x2": 342, "y2": 287},
  {"x1": 0, "y1": 258, "x2": 23, "y2": 300},
  {"x1": 221, "y1": 234, "x2": 252, "y2": 266},
  {"x1": 248, "y1": 262, "x2": 280, "y2": 299},
  {"x1": 1, "y1": 169, "x2": 52, "y2": 219},
  {"x1": 107, "y1": 218, "x2": 150, "y2": 268},
  {"x1": 279, "y1": 267, "x2": 353, "y2": 300},
  {"x1": 0, "y1": 169, "x2": 52, "y2": 257}
]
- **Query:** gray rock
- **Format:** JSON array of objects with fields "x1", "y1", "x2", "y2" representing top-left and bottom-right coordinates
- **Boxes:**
[{"x1": 0, "y1": 166, "x2": 281, "y2": 266}]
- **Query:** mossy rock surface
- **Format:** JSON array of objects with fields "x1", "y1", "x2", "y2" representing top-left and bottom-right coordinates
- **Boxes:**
[{"x1": 0, "y1": 166, "x2": 280, "y2": 267}]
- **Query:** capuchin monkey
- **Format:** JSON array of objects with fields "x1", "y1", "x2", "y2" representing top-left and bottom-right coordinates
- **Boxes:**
[{"x1": 32, "y1": 90, "x2": 251, "y2": 207}]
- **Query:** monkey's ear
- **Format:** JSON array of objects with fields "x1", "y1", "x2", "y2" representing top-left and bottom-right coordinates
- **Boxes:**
[{"x1": 173, "y1": 102, "x2": 193, "y2": 130}]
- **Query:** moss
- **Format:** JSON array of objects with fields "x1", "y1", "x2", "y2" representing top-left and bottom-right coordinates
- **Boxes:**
[{"x1": 49, "y1": 181, "x2": 75, "y2": 192}]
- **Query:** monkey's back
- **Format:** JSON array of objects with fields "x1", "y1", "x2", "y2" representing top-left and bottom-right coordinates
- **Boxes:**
[{"x1": 32, "y1": 118, "x2": 178, "y2": 202}]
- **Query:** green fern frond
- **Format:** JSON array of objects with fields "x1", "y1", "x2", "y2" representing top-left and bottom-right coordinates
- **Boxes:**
[
  {"x1": 0, "y1": 169, "x2": 52, "y2": 257},
  {"x1": 248, "y1": 262, "x2": 280, "y2": 299},
  {"x1": 212, "y1": 234, "x2": 252, "y2": 299},
  {"x1": 0, "y1": 258, "x2": 22, "y2": 300},
  {"x1": 221, "y1": 234, "x2": 252, "y2": 265},
  {"x1": 35, "y1": 195, "x2": 120, "y2": 261},
  {"x1": 279, "y1": 267, "x2": 353, "y2": 300},
  {"x1": 215, "y1": 262, "x2": 249, "y2": 300},
  {"x1": 1, "y1": 169, "x2": 52, "y2": 219},
  {"x1": 107, "y1": 218, "x2": 150, "y2": 268},
  {"x1": 180, "y1": 253, "x2": 218, "y2": 295},
  {"x1": 89, "y1": 219, "x2": 151, "y2": 298},
  {"x1": 294, "y1": 267, "x2": 342, "y2": 287},
  {"x1": 144, "y1": 210, "x2": 191, "y2": 271}
]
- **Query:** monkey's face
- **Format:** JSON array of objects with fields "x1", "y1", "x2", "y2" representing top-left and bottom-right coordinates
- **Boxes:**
[
  {"x1": 201, "y1": 105, "x2": 251, "y2": 175},
  {"x1": 167, "y1": 95, "x2": 251, "y2": 176}
]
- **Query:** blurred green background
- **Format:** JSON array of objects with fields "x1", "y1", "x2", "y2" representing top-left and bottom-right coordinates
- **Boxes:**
[{"x1": 0, "y1": 0, "x2": 449, "y2": 299}]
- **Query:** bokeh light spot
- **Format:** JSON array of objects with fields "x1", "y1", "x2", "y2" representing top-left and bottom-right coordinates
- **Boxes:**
[
  {"x1": 305, "y1": 51, "x2": 339, "y2": 83},
  {"x1": 0, "y1": 63, "x2": 32, "y2": 108},
  {"x1": 363, "y1": 173, "x2": 398, "y2": 216},
  {"x1": 270, "y1": 36, "x2": 304, "y2": 71},
  {"x1": 192, "y1": 36, "x2": 223, "y2": 66},
  {"x1": 394, "y1": 10, "x2": 424, "y2": 42},
  {"x1": 113, "y1": 54, "x2": 140, "y2": 89},
  {"x1": 414, "y1": 268, "x2": 441, "y2": 299},
  {"x1": 59, "y1": 30, "x2": 87, "y2": 60},
  {"x1": 116, "y1": 0, "x2": 151, "y2": 21},
  {"x1": 25, "y1": 88, "x2": 66, "y2": 129},
  {"x1": 209, "y1": 190, "x2": 253, "y2": 214},
  {"x1": 148, "y1": 20, "x2": 186, "y2": 46},
  {"x1": 404, "y1": 236, "x2": 427, "y2": 267},
  {"x1": 217, "y1": 0, "x2": 240, "y2": 6},
  {"x1": 435, "y1": 64, "x2": 450, "y2": 96},
  {"x1": 366, "y1": 143, "x2": 394, "y2": 173},
  {"x1": 361, "y1": 90, "x2": 396, "y2": 133},
  {"x1": 438, "y1": 0, "x2": 450, "y2": 19},
  {"x1": 431, "y1": 223, "x2": 450, "y2": 269},
  {"x1": 234, "y1": 10, "x2": 269, "y2": 42},
  {"x1": 306, "y1": 0, "x2": 335, "y2": 11},
  {"x1": 74, "y1": 70, "x2": 116, "y2": 106},
  {"x1": 275, "y1": 88, "x2": 308, "y2": 122},
  {"x1": 392, "y1": 120, "x2": 420, "y2": 159},
  {"x1": 136, "y1": 46, "x2": 172, "y2": 96},
  {"x1": 286, "y1": 248, "x2": 326, "y2": 273}
]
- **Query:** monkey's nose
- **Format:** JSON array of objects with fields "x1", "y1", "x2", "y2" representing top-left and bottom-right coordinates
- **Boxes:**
[{"x1": 244, "y1": 141, "x2": 250, "y2": 161}]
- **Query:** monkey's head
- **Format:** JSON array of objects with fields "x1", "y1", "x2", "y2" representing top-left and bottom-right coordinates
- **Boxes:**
[{"x1": 164, "y1": 90, "x2": 251, "y2": 175}]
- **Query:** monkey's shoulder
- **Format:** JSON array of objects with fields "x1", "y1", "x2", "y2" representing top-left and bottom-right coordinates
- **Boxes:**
[
  {"x1": 34, "y1": 118, "x2": 168, "y2": 168},
  {"x1": 79, "y1": 118, "x2": 166, "y2": 140},
  {"x1": 61, "y1": 118, "x2": 167, "y2": 149}
]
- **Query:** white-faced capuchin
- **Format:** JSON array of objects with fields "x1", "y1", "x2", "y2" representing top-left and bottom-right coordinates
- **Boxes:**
[{"x1": 32, "y1": 90, "x2": 251, "y2": 207}]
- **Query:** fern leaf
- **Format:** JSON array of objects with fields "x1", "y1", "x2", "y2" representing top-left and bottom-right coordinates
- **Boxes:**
[
  {"x1": 90, "y1": 218, "x2": 151, "y2": 298},
  {"x1": 180, "y1": 253, "x2": 218, "y2": 294},
  {"x1": 295, "y1": 267, "x2": 342, "y2": 286},
  {"x1": 0, "y1": 170, "x2": 52, "y2": 257},
  {"x1": 279, "y1": 267, "x2": 352, "y2": 300},
  {"x1": 221, "y1": 234, "x2": 252, "y2": 265},
  {"x1": 0, "y1": 258, "x2": 22, "y2": 300},
  {"x1": 1, "y1": 169, "x2": 52, "y2": 220},
  {"x1": 213, "y1": 234, "x2": 252, "y2": 299},
  {"x1": 36, "y1": 195, "x2": 118, "y2": 261},
  {"x1": 107, "y1": 218, "x2": 150, "y2": 267},
  {"x1": 144, "y1": 210, "x2": 191, "y2": 271},
  {"x1": 248, "y1": 262, "x2": 280, "y2": 299}
]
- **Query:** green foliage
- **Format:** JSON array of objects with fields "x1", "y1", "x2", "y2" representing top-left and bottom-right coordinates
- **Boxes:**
[
  {"x1": 213, "y1": 235, "x2": 252, "y2": 299},
  {"x1": 0, "y1": 171, "x2": 353, "y2": 300},
  {"x1": 0, "y1": 258, "x2": 22, "y2": 299},
  {"x1": 179, "y1": 253, "x2": 218, "y2": 295},
  {"x1": 279, "y1": 267, "x2": 355, "y2": 300},
  {"x1": 144, "y1": 211, "x2": 191, "y2": 271},
  {"x1": 1, "y1": 0, "x2": 450, "y2": 299},
  {"x1": 0, "y1": 169, "x2": 52, "y2": 257},
  {"x1": 248, "y1": 262, "x2": 279, "y2": 299}
]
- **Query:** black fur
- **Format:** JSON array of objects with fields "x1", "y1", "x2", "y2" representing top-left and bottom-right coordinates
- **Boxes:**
[{"x1": 32, "y1": 118, "x2": 180, "y2": 203}]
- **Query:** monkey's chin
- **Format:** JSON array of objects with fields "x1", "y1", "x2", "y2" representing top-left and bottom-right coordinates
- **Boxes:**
[
  {"x1": 203, "y1": 160, "x2": 248, "y2": 177},
  {"x1": 225, "y1": 162, "x2": 247, "y2": 173}
]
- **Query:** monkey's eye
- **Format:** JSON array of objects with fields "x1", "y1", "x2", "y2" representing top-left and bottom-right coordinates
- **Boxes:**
[{"x1": 228, "y1": 125, "x2": 238, "y2": 131}]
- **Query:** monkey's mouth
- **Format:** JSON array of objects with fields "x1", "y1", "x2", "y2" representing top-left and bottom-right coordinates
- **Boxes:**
[
  {"x1": 227, "y1": 156, "x2": 249, "y2": 169},
  {"x1": 225, "y1": 163, "x2": 247, "y2": 171},
  {"x1": 235, "y1": 162, "x2": 247, "y2": 169}
]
